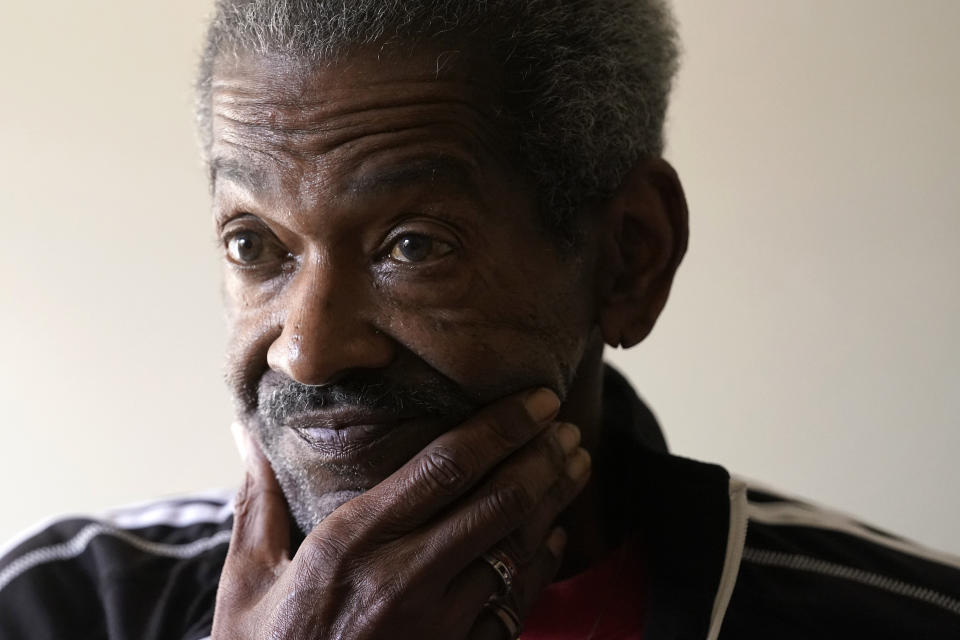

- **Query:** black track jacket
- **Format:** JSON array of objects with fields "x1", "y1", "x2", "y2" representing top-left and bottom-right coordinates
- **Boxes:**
[{"x1": 2, "y1": 366, "x2": 959, "y2": 639}]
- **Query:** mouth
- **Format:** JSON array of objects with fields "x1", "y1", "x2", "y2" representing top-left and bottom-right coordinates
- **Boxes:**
[{"x1": 285, "y1": 408, "x2": 425, "y2": 462}]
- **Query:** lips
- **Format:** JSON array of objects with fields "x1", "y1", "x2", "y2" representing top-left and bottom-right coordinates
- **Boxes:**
[{"x1": 285, "y1": 408, "x2": 421, "y2": 461}]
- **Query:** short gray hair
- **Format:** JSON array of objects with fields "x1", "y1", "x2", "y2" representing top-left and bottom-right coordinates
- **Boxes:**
[{"x1": 196, "y1": 0, "x2": 679, "y2": 240}]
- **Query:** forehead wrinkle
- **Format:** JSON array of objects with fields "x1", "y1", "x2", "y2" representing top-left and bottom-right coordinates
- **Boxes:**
[
  {"x1": 214, "y1": 111, "x2": 509, "y2": 212},
  {"x1": 210, "y1": 63, "x2": 521, "y2": 219},
  {"x1": 211, "y1": 62, "x2": 490, "y2": 116},
  {"x1": 214, "y1": 130, "x2": 301, "y2": 169},
  {"x1": 213, "y1": 110, "x2": 325, "y2": 166},
  {"x1": 214, "y1": 98, "x2": 502, "y2": 160},
  {"x1": 211, "y1": 71, "x2": 494, "y2": 127},
  {"x1": 212, "y1": 93, "x2": 476, "y2": 132},
  {"x1": 210, "y1": 137, "x2": 298, "y2": 200},
  {"x1": 343, "y1": 154, "x2": 481, "y2": 200}
]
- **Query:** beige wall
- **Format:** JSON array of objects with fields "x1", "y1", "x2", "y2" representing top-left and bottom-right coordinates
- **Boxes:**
[{"x1": 2, "y1": 1, "x2": 958, "y2": 555}]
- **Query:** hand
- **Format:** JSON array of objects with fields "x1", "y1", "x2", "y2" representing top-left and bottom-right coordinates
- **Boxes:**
[{"x1": 211, "y1": 388, "x2": 592, "y2": 639}]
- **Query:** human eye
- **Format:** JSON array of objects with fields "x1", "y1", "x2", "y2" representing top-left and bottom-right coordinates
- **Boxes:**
[
  {"x1": 225, "y1": 229, "x2": 266, "y2": 265},
  {"x1": 220, "y1": 219, "x2": 290, "y2": 270},
  {"x1": 387, "y1": 232, "x2": 455, "y2": 264}
]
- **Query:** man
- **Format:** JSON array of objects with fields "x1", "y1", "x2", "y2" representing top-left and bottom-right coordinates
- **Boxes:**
[{"x1": 2, "y1": 1, "x2": 959, "y2": 638}]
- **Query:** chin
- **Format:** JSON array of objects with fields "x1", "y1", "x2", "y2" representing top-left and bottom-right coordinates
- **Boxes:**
[{"x1": 289, "y1": 488, "x2": 367, "y2": 533}]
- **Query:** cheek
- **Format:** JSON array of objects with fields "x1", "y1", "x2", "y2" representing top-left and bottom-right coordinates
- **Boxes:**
[
  {"x1": 378, "y1": 262, "x2": 592, "y2": 399},
  {"x1": 223, "y1": 296, "x2": 278, "y2": 413},
  {"x1": 221, "y1": 246, "x2": 595, "y2": 406}
]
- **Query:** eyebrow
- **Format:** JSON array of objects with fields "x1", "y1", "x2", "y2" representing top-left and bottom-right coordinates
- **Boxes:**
[
  {"x1": 210, "y1": 156, "x2": 268, "y2": 191},
  {"x1": 344, "y1": 155, "x2": 481, "y2": 198}
]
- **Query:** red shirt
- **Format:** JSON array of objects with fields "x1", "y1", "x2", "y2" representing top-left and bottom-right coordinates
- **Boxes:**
[{"x1": 522, "y1": 539, "x2": 647, "y2": 640}]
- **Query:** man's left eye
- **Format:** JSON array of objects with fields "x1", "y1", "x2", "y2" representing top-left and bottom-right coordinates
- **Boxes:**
[{"x1": 388, "y1": 233, "x2": 454, "y2": 263}]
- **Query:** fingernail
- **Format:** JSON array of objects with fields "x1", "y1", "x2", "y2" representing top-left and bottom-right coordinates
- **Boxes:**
[
  {"x1": 525, "y1": 388, "x2": 560, "y2": 423},
  {"x1": 546, "y1": 526, "x2": 567, "y2": 558},
  {"x1": 565, "y1": 448, "x2": 591, "y2": 480},
  {"x1": 555, "y1": 422, "x2": 581, "y2": 454},
  {"x1": 230, "y1": 421, "x2": 249, "y2": 464}
]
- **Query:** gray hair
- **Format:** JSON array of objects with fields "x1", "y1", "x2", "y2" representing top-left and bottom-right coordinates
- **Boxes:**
[{"x1": 196, "y1": 0, "x2": 679, "y2": 240}]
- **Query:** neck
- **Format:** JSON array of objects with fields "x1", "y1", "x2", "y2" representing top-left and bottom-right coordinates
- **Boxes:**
[{"x1": 553, "y1": 335, "x2": 615, "y2": 579}]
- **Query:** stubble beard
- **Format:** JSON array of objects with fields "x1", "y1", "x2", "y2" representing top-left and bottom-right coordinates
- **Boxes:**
[
  {"x1": 233, "y1": 339, "x2": 587, "y2": 535},
  {"x1": 245, "y1": 368, "x2": 479, "y2": 534}
]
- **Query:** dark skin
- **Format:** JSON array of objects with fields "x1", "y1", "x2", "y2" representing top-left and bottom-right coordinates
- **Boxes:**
[{"x1": 210, "y1": 43, "x2": 687, "y2": 639}]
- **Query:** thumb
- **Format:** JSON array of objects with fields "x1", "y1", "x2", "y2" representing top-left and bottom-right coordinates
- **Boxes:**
[{"x1": 228, "y1": 421, "x2": 291, "y2": 569}]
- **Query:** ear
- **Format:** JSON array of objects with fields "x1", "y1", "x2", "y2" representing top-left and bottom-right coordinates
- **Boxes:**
[{"x1": 597, "y1": 158, "x2": 688, "y2": 349}]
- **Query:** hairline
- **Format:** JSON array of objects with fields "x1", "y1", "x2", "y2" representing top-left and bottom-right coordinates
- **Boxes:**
[{"x1": 195, "y1": 0, "x2": 681, "y2": 248}]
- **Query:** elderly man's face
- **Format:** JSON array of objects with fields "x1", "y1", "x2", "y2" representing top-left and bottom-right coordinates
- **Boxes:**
[{"x1": 211, "y1": 47, "x2": 601, "y2": 531}]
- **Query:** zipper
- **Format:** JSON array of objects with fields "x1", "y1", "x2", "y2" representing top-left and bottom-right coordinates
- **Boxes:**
[{"x1": 705, "y1": 477, "x2": 749, "y2": 640}]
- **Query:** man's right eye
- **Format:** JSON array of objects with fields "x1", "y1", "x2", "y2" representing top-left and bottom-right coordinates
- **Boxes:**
[{"x1": 225, "y1": 230, "x2": 265, "y2": 264}]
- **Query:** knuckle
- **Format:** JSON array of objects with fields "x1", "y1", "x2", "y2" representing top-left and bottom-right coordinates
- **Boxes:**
[
  {"x1": 298, "y1": 533, "x2": 349, "y2": 576},
  {"x1": 535, "y1": 428, "x2": 567, "y2": 473},
  {"x1": 338, "y1": 494, "x2": 382, "y2": 529},
  {"x1": 413, "y1": 446, "x2": 470, "y2": 494},
  {"x1": 487, "y1": 480, "x2": 535, "y2": 526},
  {"x1": 551, "y1": 467, "x2": 585, "y2": 509}
]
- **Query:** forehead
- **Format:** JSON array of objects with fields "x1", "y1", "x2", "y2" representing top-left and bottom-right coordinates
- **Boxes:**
[{"x1": 208, "y1": 46, "x2": 518, "y2": 200}]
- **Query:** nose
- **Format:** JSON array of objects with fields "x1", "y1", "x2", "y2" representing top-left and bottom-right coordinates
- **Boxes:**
[{"x1": 266, "y1": 257, "x2": 394, "y2": 385}]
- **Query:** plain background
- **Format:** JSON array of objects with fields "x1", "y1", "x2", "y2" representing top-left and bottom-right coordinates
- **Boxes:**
[{"x1": 1, "y1": 1, "x2": 958, "y2": 555}]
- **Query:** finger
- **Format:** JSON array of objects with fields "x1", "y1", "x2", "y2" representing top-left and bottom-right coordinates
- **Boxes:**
[
  {"x1": 512, "y1": 528, "x2": 568, "y2": 615},
  {"x1": 464, "y1": 423, "x2": 586, "y2": 572},
  {"x1": 344, "y1": 387, "x2": 560, "y2": 535},
  {"x1": 226, "y1": 423, "x2": 291, "y2": 569},
  {"x1": 511, "y1": 436, "x2": 591, "y2": 561},
  {"x1": 407, "y1": 422, "x2": 578, "y2": 586},
  {"x1": 469, "y1": 606, "x2": 520, "y2": 640},
  {"x1": 459, "y1": 528, "x2": 568, "y2": 640},
  {"x1": 452, "y1": 526, "x2": 567, "y2": 614}
]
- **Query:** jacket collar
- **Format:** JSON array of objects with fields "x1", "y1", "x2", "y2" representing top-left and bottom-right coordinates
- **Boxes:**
[{"x1": 600, "y1": 365, "x2": 737, "y2": 640}]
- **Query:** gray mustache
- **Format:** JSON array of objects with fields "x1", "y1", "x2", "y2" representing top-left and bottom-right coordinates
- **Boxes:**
[{"x1": 257, "y1": 370, "x2": 477, "y2": 425}]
